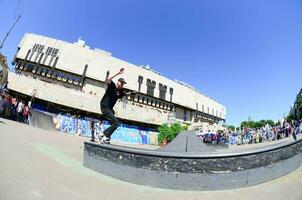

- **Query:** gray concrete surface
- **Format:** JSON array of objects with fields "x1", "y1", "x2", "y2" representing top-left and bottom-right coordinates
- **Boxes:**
[
  {"x1": 160, "y1": 131, "x2": 221, "y2": 152},
  {"x1": 1, "y1": 118, "x2": 302, "y2": 200},
  {"x1": 29, "y1": 110, "x2": 57, "y2": 131}
]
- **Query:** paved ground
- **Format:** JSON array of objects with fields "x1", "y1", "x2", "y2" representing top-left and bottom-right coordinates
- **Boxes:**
[{"x1": 1, "y1": 118, "x2": 302, "y2": 200}]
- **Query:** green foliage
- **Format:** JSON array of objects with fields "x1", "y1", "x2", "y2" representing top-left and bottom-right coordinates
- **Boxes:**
[
  {"x1": 169, "y1": 123, "x2": 182, "y2": 141},
  {"x1": 296, "y1": 96, "x2": 302, "y2": 119},
  {"x1": 241, "y1": 119, "x2": 275, "y2": 129},
  {"x1": 266, "y1": 120, "x2": 275, "y2": 127},
  {"x1": 158, "y1": 124, "x2": 170, "y2": 145},
  {"x1": 181, "y1": 125, "x2": 189, "y2": 131},
  {"x1": 240, "y1": 121, "x2": 254, "y2": 129},
  {"x1": 228, "y1": 125, "x2": 235, "y2": 131},
  {"x1": 158, "y1": 123, "x2": 187, "y2": 145},
  {"x1": 286, "y1": 113, "x2": 293, "y2": 122}
]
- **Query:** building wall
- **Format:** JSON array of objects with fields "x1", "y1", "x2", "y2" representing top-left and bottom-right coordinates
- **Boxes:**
[
  {"x1": 52, "y1": 112, "x2": 159, "y2": 145},
  {"x1": 8, "y1": 72, "x2": 170, "y2": 125},
  {"x1": 15, "y1": 33, "x2": 226, "y2": 121},
  {"x1": 0, "y1": 54, "x2": 8, "y2": 85}
]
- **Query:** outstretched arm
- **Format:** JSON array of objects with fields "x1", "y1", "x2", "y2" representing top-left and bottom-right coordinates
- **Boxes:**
[
  {"x1": 106, "y1": 68, "x2": 124, "y2": 84},
  {"x1": 124, "y1": 90, "x2": 138, "y2": 97}
]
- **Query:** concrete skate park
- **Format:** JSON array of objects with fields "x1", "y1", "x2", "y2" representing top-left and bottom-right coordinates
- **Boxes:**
[
  {"x1": 84, "y1": 131, "x2": 302, "y2": 190},
  {"x1": 28, "y1": 110, "x2": 302, "y2": 191},
  {"x1": 1, "y1": 113, "x2": 302, "y2": 200}
]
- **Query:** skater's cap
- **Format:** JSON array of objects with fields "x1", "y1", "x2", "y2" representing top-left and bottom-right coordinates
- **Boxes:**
[{"x1": 118, "y1": 78, "x2": 127, "y2": 84}]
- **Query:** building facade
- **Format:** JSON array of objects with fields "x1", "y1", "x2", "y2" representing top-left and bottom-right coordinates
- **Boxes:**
[
  {"x1": 9, "y1": 33, "x2": 226, "y2": 131},
  {"x1": 0, "y1": 53, "x2": 8, "y2": 85}
]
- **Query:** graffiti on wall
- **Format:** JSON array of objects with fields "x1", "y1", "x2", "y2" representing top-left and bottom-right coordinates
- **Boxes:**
[{"x1": 52, "y1": 114, "x2": 158, "y2": 145}]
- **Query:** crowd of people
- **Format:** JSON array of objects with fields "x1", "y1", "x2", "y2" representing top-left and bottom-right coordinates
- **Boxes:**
[
  {"x1": 201, "y1": 120, "x2": 302, "y2": 146},
  {"x1": 0, "y1": 86, "x2": 32, "y2": 124}
]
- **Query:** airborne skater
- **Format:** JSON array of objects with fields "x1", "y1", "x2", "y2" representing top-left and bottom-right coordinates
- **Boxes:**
[{"x1": 99, "y1": 68, "x2": 136, "y2": 144}]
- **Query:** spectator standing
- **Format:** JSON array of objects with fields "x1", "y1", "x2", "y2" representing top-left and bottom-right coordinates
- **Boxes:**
[
  {"x1": 293, "y1": 120, "x2": 300, "y2": 141},
  {"x1": 16, "y1": 101, "x2": 24, "y2": 122},
  {"x1": 23, "y1": 105, "x2": 30, "y2": 124}
]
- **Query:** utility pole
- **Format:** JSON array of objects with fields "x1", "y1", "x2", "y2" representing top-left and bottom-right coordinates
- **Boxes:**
[{"x1": 0, "y1": 15, "x2": 21, "y2": 50}]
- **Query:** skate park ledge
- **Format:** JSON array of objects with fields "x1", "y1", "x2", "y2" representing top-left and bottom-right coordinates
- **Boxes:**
[{"x1": 83, "y1": 137, "x2": 302, "y2": 190}]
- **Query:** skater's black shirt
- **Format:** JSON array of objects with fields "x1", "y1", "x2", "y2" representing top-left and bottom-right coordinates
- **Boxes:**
[{"x1": 101, "y1": 81, "x2": 125, "y2": 110}]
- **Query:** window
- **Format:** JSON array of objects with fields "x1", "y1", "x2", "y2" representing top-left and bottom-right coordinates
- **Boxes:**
[
  {"x1": 46, "y1": 70, "x2": 53, "y2": 77},
  {"x1": 36, "y1": 67, "x2": 42, "y2": 74},
  {"x1": 146, "y1": 79, "x2": 156, "y2": 96},
  {"x1": 48, "y1": 55, "x2": 55, "y2": 66},
  {"x1": 207, "y1": 107, "x2": 210, "y2": 114},
  {"x1": 159, "y1": 83, "x2": 167, "y2": 100},
  {"x1": 51, "y1": 71, "x2": 58, "y2": 79},
  {"x1": 52, "y1": 48, "x2": 59, "y2": 56},
  {"x1": 46, "y1": 47, "x2": 53, "y2": 55},
  {"x1": 184, "y1": 110, "x2": 187, "y2": 121},
  {"x1": 24, "y1": 63, "x2": 35, "y2": 72},
  {"x1": 38, "y1": 53, "x2": 44, "y2": 64},
  {"x1": 202, "y1": 105, "x2": 204, "y2": 112},
  {"x1": 169, "y1": 88, "x2": 174, "y2": 102},
  {"x1": 28, "y1": 50, "x2": 35, "y2": 61},
  {"x1": 53, "y1": 56, "x2": 59, "y2": 68},
  {"x1": 33, "y1": 44, "x2": 38, "y2": 51},
  {"x1": 34, "y1": 51, "x2": 40, "y2": 62},
  {"x1": 138, "y1": 75, "x2": 143, "y2": 91},
  {"x1": 41, "y1": 68, "x2": 48, "y2": 76},
  {"x1": 37, "y1": 45, "x2": 44, "y2": 53},
  {"x1": 24, "y1": 50, "x2": 31, "y2": 61}
]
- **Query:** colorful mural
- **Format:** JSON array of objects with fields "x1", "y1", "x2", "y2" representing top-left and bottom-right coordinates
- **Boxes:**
[{"x1": 52, "y1": 114, "x2": 159, "y2": 145}]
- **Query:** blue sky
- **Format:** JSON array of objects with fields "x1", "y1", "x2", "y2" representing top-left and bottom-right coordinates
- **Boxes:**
[{"x1": 1, "y1": 0, "x2": 302, "y2": 126}]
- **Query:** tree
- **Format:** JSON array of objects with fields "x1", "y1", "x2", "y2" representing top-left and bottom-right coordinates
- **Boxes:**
[
  {"x1": 169, "y1": 123, "x2": 182, "y2": 141},
  {"x1": 241, "y1": 119, "x2": 276, "y2": 129},
  {"x1": 241, "y1": 120, "x2": 256, "y2": 129},
  {"x1": 259, "y1": 120, "x2": 266, "y2": 128},
  {"x1": 286, "y1": 113, "x2": 293, "y2": 122},
  {"x1": 296, "y1": 96, "x2": 302, "y2": 119},
  {"x1": 158, "y1": 123, "x2": 187, "y2": 145},
  {"x1": 240, "y1": 121, "x2": 248, "y2": 129},
  {"x1": 158, "y1": 124, "x2": 170, "y2": 145},
  {"x1": 266, "y1": 120, "x2": 275, "y2": 127},
  {"x1": 228, "y1": 125, "x2": 235, "y2": 131}
]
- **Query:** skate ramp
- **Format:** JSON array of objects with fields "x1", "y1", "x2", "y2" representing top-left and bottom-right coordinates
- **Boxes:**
[
  {"x1": 29, "y1": 109, "x2": 56, "y2": 131},
  {"x1": 160, "y1": 131, "x2": 220, "y2": 153}
]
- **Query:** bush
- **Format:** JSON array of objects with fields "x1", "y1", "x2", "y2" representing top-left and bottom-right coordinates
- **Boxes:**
[
  {"x1": 158, "y1": 123, "x2": 186, "y2": 145},
  {"x1": 158, "y1": 124, "x2": 170, "y2": 145}
]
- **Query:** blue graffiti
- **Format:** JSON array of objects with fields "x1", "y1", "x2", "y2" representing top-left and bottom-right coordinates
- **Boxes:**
[
  {"x1": 53, "y1": 114, "x2": 158, "y2": 144},
  {"x1": 77, "y1": 119, "x2": 91, "y2": 137},
  {"x1": 56, "y1": 115, "x2": 77, "y2": 134}
]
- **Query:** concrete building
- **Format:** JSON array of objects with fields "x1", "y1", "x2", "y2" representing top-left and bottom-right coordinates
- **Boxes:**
[
  {"x1": 9, "y1": 33, "x2": 226, "y2": 131},
  {"x1": 0, "y1": 53, "x2": 8, "y2": 85}
]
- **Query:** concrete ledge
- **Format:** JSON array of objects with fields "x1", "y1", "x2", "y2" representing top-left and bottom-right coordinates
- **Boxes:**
[{"x1": 83, "y1": 138, "x2": 302, "y2": 190}]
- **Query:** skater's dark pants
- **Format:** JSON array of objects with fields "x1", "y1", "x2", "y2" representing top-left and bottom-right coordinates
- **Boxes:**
[{"x1": 101, "y1": 106, "x2": 120, "y2": 138}]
